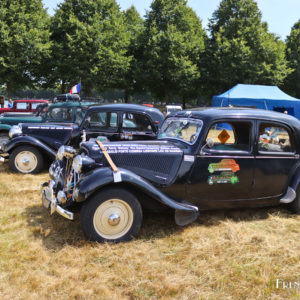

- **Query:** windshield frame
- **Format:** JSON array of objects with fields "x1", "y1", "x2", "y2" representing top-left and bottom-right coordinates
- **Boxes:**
[{"x1": 158, "y1": 117, "x2": 203, "y2": 145}]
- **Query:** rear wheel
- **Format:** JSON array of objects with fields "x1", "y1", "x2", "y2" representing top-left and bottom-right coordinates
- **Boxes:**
[
  {"x1": 80, "y1": 188, "x2": 143, "y2": 243},
  {"x1": 9, "y1": 146, "x2": 44, "y2": 174}
]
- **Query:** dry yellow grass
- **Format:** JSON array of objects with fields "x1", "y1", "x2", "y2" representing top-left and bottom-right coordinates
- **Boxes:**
[{"x1": 0, "y1": 163, "x2": 300, "y2": 299}]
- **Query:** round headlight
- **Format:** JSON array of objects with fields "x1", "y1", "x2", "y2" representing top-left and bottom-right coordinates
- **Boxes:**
[
  {"x1": 56, "y1": 146, "x2": 65, "y2": 160},
  {"x1": 9, "y1": 125, "x2": 22, "y2": 139},
  {"x1": 72, "y1": 155, "x2": 83, "y2": 173}
]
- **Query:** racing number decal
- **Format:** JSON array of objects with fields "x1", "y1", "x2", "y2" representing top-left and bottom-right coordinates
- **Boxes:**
[{"x1": 207, "y1": 159, "x2": 240, "y2": 185}]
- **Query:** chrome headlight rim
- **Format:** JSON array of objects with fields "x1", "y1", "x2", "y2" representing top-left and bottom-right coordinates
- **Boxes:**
[
  {"x1": 72, "y1": 155, "x2": 83, "y2": 173},
  {"x1": 56, "y1": 146, "x2": 65, "y2": 160},
  {"x1": 9, "y1": 125, "x2": 22, "y2": 139}
]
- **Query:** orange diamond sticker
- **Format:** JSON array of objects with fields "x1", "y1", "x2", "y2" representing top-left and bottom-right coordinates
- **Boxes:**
[{"x1": 218, "y1": 129, "x2": 230, "y2": 144}]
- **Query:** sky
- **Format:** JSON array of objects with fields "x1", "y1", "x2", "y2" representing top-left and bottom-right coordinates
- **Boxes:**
[{"x1": 43, "y1": 0, "x2": 300, "y2": 40}]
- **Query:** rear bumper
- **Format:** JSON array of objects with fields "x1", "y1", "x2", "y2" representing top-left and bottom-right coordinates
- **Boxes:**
[{"x1": 41, "y1": 181, "x2": 74, "y2": 220}]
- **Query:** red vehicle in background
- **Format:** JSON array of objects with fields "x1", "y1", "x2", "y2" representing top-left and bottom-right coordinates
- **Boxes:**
[{"x1": 0, "y1": 99, "x2": 49, "y2": 115}]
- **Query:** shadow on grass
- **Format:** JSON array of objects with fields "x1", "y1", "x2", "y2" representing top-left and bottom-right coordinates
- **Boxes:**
[{"x1": 24, "y1": 202, "x2": 294, "y2": 250}]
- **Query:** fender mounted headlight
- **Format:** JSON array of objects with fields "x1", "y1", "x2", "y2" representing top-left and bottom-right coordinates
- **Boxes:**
[
  {"x1": 72, "y1": 155, "x2": 95, "y2": 174},
  {"x1": 72, "y1": 155, "x2": 83, "y2": 173},
  {"x1": 56, "y1": 146, "x2": 76, "y2": 160},
  {"x1": 9, "y1": 125, "x2": 22, "y2": 139}
]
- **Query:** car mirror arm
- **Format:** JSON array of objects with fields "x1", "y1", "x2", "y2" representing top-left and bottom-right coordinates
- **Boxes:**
[{"x1": 200, "y1": 138, "x2": 214, "y2": 155}]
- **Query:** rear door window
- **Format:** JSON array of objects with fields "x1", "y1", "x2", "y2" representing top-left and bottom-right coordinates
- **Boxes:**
[
  {"x1": 258, "y1": 123, "x2": 294, "y2": 153},
  {"x1": 122, "y1": 113, "x2": 153, "y2": 132}
]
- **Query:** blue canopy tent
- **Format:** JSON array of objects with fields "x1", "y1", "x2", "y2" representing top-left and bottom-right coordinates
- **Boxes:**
[{"x1": 212, "y1": 84, "x2": 300, "y2": 118}]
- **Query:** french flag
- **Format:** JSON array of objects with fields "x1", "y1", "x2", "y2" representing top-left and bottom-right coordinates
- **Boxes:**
[{"x1": 70, "y1": 82, "x2": 81, "y2": 94}]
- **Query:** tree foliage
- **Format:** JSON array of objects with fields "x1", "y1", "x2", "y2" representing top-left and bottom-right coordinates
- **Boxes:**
[
  {"x1": 206, "y1": 0, "x2": 291, "y2": 96},
  {"x1": 122, "y1": 6, "x2": 144, "y2": 102},
  {"x1": 0, "y1": 0, "x2": 51, "y2": 96},
  {"x1": 284, "y1": 19, "x2": 300, "y2": 98},
  {"x1": 142, "y1": 0, "x2": 206, "y2": 106},
  {"x1": 50, "y1": 0, "x2": 130, "y2": 95}
]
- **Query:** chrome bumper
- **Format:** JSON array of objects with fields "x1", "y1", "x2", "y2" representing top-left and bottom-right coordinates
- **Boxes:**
[{"x1": 41, "y1": 180, "x2": 74, "y2": 220}]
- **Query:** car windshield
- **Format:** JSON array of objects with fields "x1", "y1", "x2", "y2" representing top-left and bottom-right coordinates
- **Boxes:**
[{"x1": 158, "y1": 117, "x2": 203, "y2": 144}]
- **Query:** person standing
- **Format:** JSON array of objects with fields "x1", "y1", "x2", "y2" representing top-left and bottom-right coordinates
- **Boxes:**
[{"x1": 8, "y1": 99, "x2": 13, "y2": 108}]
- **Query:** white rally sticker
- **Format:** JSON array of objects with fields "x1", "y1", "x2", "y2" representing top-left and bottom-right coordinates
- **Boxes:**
[
  {"x1": 113, "y1": 171, "x2": 122, "y2": 183},
  {"x1": 184, "y1": 155, "x2": 194, "y2": 162}
]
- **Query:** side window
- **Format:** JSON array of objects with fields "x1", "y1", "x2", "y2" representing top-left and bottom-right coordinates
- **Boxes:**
[
  {"x1": 74, "y1": 108, "x2": 87, "y2": 124},
  {"x1": 258, "y1": 123, "x2": 293, "y2": 153},
  {"x1": 16, "y1": 102, "x2": 28, "y2": 110},
  {"x1": 206, "y1": 121, "x2": 252, "y2": 152},
  {"x1": 31, "y1": 103, "x2": 40, "y2": 110},
  {"x1": 48, "y1": 107, "x2": 73, "y2": 121},
  {"x1": 122, "y1": 113, "x2": 153, "y2": 132},
  {"x1": 88, "y1": 112, "x2": 118, "y2": 130}
]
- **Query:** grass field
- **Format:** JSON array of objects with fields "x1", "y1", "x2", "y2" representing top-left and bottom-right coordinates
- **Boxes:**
[{"x1": 0, "y1": 162, "x2": 300, "y2": 299}]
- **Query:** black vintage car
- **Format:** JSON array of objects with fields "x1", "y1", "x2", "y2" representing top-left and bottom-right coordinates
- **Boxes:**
[
  {"x1": 41, "y1": 107, "x2": 300, "y2": 242},
  {"x1": 3, "y1": 104, "x2": 164, "y2": 174}
]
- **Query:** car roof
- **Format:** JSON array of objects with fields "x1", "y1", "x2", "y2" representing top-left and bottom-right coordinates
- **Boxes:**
[
  {"x1": 172, "y1": 107, "x2": 300, "y2": 126},
  {"x1": 49, "y1": 101, "x2": 95, "y2": 108},
  {"x1": 87, "y1": 103, "x2": 164, "y2": 121},
  {"x1": 14, "y1": 99, "x2": 49, "y2": 103}
]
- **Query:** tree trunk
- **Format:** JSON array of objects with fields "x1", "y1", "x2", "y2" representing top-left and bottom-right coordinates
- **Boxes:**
[
  {"x1": 6, "y1": 82, "x2": 11, "y2": 98},
  {"x1": 87, "y1": 86, "x2": 92, "y2": 97},
  {"x1": 61, "y1": 80, "x2": 66, "y2": 94},
  {"x1": 164, "y1": 86, "x2": 169, "y2": 103},
  {"x1": 182, "y1": 98, "x2": 186, "y2": 110},
  {"x1": 124, "y1": 89, "x2": 129, "y2": 103}
]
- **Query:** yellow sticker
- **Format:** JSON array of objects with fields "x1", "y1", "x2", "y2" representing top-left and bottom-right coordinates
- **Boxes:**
[{"x1": 218, "y1": 129, "x2": 230, "y2": 144}]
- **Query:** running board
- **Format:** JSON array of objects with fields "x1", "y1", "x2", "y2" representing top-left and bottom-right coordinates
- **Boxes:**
[{"x1": 280, "y1": 187, "x2": 296, "y2": 204}]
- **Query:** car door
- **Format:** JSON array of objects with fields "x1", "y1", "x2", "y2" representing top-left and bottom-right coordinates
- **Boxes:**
[
  {"x1": 120, "y1": 112, "x2": 157, "y2": 141},
  {"x1": 84, "y1": 111, "x2": 120, "y2": 141},
  {"x1": 252, "y1": 121, "x2": 298, "y2": 199},
  {"x1": 187, "y1": 120, "x2": 255, "y2": 207}
]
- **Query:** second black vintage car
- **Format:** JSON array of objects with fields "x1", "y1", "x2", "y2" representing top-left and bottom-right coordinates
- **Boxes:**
[
  {"x1": 41, "y1": 107, "x2": 300, "y2": 242},
  {"x1": 2, "y1": 104, "x2": 164, "y2": 174}
]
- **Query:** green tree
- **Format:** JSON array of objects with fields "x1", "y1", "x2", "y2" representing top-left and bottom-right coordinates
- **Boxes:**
[
  {"x1": 50, "y1": 0, "x2": 130, "y2": 96},
  {"x1": 206, "y1": 0, "x2": 291, "y2": 96},
  {"x1": 284, "y1": 20, "x2": 300, "y2": 98},
  {"x1": 0, "y1": 0, "x2": 51, "y2": 97},
  {"x1": 142, "y1": 0, "x2": 206, "y2": 107},
  {"x1": 122, "y1": 6, "x2": 144, "y2": 103}
]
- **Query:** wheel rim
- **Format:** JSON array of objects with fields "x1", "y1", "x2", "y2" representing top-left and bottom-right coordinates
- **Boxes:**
[
  {"x1": 14, "y1": 151, "x2": 38, "y2": 173},
  {"x1": 93, "y1": 198, "x2": 134, "y2": 240},
  {"x1": 0, "y1": 135, "x2": 8, "y2": 149}
]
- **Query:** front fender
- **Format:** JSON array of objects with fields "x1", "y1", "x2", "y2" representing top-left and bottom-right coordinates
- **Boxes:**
[
  {"x1": 0, "y1": 124, "x2": 11, "y2": 131},
  {"x1": 75, "y1": 167, "x2": 199, "y2": 215},
  {"x1": 4, "y1": 136, "x2": 56, "y2": 158}
]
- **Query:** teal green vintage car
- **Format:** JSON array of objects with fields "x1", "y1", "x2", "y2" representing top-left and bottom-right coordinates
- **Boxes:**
[{"x1": 0, "y1": 101, "x2": 92, "y2": 148}]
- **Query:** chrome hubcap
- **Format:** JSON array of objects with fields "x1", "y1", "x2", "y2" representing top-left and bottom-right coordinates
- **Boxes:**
[
  {"x1": 15, "y1": 151, "x2": 38, "y2": 173},
  {"x1": 93, "y1": 199, "x2": 133, "y2": 240},
  {"x1": 108, "y1": 214, "x2": 120, "y2": 226}
]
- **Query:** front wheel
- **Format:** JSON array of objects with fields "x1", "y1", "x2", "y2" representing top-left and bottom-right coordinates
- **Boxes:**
[
  {"x1": 9, "y1": 146, "x2": 44, "y2": 174},
  {"x1": 80, "y1": 188, "x2": 143, "y2": 243}
]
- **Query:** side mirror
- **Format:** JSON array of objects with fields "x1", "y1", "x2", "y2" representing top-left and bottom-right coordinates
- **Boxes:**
[
  {"x1": 207, "y1": 138, "x2": 214, "y2": 149},
  {"x1": 83, "y1": 118, "x2": 90, "y2": 129},
  {"x1": 200, "y1": 138, "x2": 215, "y2": 155}
]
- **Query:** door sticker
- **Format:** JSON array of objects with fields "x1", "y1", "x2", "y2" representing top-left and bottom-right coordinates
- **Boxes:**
[
  {"x1": 218, "y1": 129, "x2": 230, "y2": 144},
  {"x1": 208, "y1": 159, "x2": 240, "y2": 173},
  {"x1": 208, "y1": 172, "x2": 239, "y2": 185},
  {"x1": 207, "y1": 159, "x2": 240, "y2": 185}
]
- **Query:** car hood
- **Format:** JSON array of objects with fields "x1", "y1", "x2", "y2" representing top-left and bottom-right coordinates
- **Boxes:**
[
  {"x1": 21, "y1": 123, "x2": 77, "y2": 150},
  {"x1": 81, "y1": 140, "x2": 185, "y2": 185}
]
